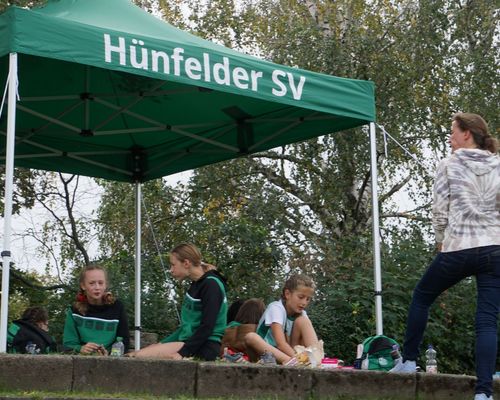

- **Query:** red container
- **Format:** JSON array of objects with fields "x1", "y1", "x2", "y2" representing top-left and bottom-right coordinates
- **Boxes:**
[{"x1": 321, "y1": 357, "x2": 339, "y2": 369}]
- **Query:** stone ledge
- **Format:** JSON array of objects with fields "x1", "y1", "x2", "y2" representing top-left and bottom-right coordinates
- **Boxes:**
[
  {"x1": 0, "y1": 355, "x2": 72, "y2": 392},
  {"x1": 0, "y1": 354, "x2": 498, "y2": 400},
  {"x1": 197, "y1": 362, "x2": 314, "y2": 399},
  {"x1": 417, "y1": 372, "x2": 477, "y2": 400},
  {"x1": 72, "y1": 356, "x2": 196, "y2": 397},
  {"x1": 312, "y1": 369, "x2": 416, "y2": 399}
]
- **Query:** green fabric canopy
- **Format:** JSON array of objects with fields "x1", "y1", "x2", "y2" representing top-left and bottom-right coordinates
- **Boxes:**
[
  {"x1": 0, "y1": 1, "x2": 383, "y2": 352},
  {"x1": 0, "y1": 0, "x2": 375, "y2": 183}
]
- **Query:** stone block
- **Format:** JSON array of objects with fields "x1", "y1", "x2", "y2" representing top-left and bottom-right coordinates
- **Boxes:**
[
  {"x1": 197, "y1": 363, "x2": 313, "y2": 399},
  {"x1": 312, "y1": 369, "x2": 416, "y2": 399},
  {"x1": 416, "y1": 373, "x2": 476, "y2": 400},
  {"x1": 0, "y1": 354, "x2": 72, "y2": 392},
  {"x1": 72, "y1": 356, "x2": 196, "y2": 397}
]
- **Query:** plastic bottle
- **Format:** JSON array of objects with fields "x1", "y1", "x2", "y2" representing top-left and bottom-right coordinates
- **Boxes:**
[
  {"x1": 425, "y1": 344, "x2": 437, "y2": 374},
  {"x1": 390, "y1": 344, "x2": 402, "y2": 362},
  {"x1": 110, "y1": 337, "x2": 124, "y2": 357}
]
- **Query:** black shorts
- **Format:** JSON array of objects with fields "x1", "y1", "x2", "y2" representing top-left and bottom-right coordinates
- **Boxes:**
[{"x1": 190, "y1": 340, "x2": 220, "y2": 361}]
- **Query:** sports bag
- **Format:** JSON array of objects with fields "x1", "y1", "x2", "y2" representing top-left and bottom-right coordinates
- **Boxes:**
[{"x1": 360, "y1": 335, "x2": 399, "y2": 371}]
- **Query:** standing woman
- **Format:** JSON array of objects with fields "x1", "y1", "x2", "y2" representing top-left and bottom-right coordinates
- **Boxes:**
[
  {"x1": 131, "y1": 243, "x2": 228, "y2": 360},
  {"x1": 63, "y1": 264, "x2": 130, "y2": 355},
  {"x1": 391, "y1": 113, "x2": 499, "y2": 400}
]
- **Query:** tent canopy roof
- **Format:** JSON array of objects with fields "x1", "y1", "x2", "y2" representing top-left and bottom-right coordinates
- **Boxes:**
[{"x1": 0, "y1": 0, "x2": 375, "y2": 183}]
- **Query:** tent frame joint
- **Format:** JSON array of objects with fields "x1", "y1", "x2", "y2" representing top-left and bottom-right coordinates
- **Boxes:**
[
  {"x1": 79, "y1": 92, "x2": 94, "y2": 101},
  {"x1": 80, "y1": 129, "x2": 94, "y2": 137},
  {"x1": 131, "y1": 146, "x2": 146, "y2": 182}
]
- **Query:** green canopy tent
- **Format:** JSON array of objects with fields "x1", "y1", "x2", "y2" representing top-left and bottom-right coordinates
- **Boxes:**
[{"x1": 0, "y1": 0, "x2": 380, "y2": 352}]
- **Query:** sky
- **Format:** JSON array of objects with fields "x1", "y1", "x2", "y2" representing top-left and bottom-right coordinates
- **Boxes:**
[{"x1": 0, "y1": 170, "x2": 193, "y2": 276}]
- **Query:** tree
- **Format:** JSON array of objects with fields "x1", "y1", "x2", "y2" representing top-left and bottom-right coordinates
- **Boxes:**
[
  {"x1": 0, "y1": 0, "x2": 44, "y2": 13},
  {"x1": 151, "y1": 0, "x2": 498, "y2": 372},
  {"x1": 95, "y1": 174, "x2": 287, "y2": 335}
]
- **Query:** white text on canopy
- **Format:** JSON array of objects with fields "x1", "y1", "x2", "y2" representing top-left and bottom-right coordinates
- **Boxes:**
[{"x1": 103, "y1": 34, "x2": 306, "y2": 100}]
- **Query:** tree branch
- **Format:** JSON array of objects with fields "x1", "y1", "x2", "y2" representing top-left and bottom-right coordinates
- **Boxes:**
[
  {"x1": 380, "y1": 212, "x2": 430, "y2": 222},
  {"x1": 379, "y1": 174, "x2": 412, "y2": 203},
  {"x1": 250, "y1": 152, "x2": 323, "y2": 177},
  {"x1": 6, "y1": 266, "x2": 70, "y2": 291},
  {"x1": 59, "y1": 173, "x2": 90, "y2": 265}
]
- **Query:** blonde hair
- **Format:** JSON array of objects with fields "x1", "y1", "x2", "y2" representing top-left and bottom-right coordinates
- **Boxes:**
[
  {"x1": 75, "y1": 264, "x2": 114, "y2": 315},
  {"x1": 453, "y1": 112, "x2": 498, "y2": 153},
  {"x1": 281, "y1": 274, "x2": 315, "y2": 300},
  {"x1": 171, "y1": 243, "x2": 202, "y2": 267}
]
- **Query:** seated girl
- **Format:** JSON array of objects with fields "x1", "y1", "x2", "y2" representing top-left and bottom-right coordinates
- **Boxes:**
[
  {"x1": 129, "y1": 243, "x2": 228, "y2": 361},
  {"x1": 63, "y1": 264, "x2": 130, "y2": 355},
  {"x1": 7, "y1": 306, "x2": 57, "y2": 354},
  {"x1": 220, "y1": 298, "x2": 265, "y2": 362},
  {"x1": 245, "y1": 274, "x2": 319, "y2": 365}
]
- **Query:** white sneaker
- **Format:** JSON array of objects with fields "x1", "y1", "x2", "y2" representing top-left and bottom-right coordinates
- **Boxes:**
[
  {"x1": 474, "y1": 394, "x2": 493, "y2": 400},
  {"x1": 389, "y1": 359, "x2": 416, "y2": 373}
]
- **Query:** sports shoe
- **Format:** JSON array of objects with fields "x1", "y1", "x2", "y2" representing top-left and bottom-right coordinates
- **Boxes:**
[
  {"x1": 389, "y1": 359, "x2": 416, "y2": 373},
  {"x1": 474, "y1": 394, "x2": 493, "y2": 400},
  {"x1": 258, "y1": 351, "x2": 277, "y2": 365},
  {"x1": 222, "y1": 348, "x2": 249, "y2": 363}
]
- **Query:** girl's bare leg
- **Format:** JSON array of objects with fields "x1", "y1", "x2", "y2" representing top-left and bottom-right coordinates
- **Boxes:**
[
  {"x1": 244, "y1": 332, "x2": 292, "y2": 364},
  {"x1": 128, "y1": 342, "x2": 184, "y2": 359},
  {"x1": 290, "y1": 316, "x2": 318, "y2": 348}
]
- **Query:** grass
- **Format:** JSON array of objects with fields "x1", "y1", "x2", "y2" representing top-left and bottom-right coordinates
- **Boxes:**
[
  {"x1": 0, "y1": 390, "x2": 195, "y2": 399},
  {"x1": 0, "y1": 391, "x2": 411, "y2": 400}
]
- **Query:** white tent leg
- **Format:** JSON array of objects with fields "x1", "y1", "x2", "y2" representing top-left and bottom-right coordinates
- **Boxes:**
[
  {"x1": 134, "y1": 182, "x2": 142, "y2": 350},
  {"x1": 369, "y1": 122, "x2": 383, "y2": 335},
  {"x1": 0, "y1": 53, "x2": 18, "y2": 353}
]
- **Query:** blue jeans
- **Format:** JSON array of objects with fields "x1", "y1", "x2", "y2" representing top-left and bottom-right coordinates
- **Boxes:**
[{"x1": 402, "y1": 245, "x2": 500, "y2": 396}]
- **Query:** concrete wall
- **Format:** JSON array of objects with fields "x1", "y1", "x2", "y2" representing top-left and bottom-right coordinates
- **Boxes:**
[{"x1": 0, "y1": 354, "x2": 498, "y2": 399}]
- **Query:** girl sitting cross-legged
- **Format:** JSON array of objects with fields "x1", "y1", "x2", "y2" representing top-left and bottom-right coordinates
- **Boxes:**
[{"x1": 245, "y1": 274, "x2": 319, "y2": 365}]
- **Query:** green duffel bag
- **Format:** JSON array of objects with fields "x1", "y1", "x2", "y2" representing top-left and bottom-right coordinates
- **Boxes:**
[{"x1": 360, "y1": 335, "x2": 399, "y2": 371}]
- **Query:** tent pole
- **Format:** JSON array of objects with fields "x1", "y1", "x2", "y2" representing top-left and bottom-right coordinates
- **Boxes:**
[
  {"x1": 0, "y1": 53, "x2": 18, "y2": 353},
  {"x1": 369, "y1": 121, "x2": 383, "y2": 335},
  {"x1": 134, "y1": 182, "x2": 142, "y2": 350}
]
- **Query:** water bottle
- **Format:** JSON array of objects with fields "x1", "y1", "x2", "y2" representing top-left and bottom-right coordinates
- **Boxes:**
[
  {"x1": 25, "y1": 341, "x2": 37, "y2": 354},
  {"x1": 110, "y1": 337, "x2": 124, "y2": 357},
  {"x1": 425, "y1": 344, "x2": 437, "y2": 373},
  {"x1": 390, "y1": 344, "x2": 402, "y2": 362}
]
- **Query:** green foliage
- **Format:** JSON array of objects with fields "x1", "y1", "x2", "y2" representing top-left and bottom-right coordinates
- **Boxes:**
[
  {"x1": 95, "y1": 167, "x2": 287, "y2": 333},
  {"x1": 0, "y1": 0, "x2": 45, "y2": 13},
  {"x1": 308, "y1": 228, "x2": 476, "y2": 375},
  {"x1": 0, "y1": 167, "x2": 40, "y2": 215},
  {"x1": 6, "y1": 267, "x2": 67, "y2": 344}
]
